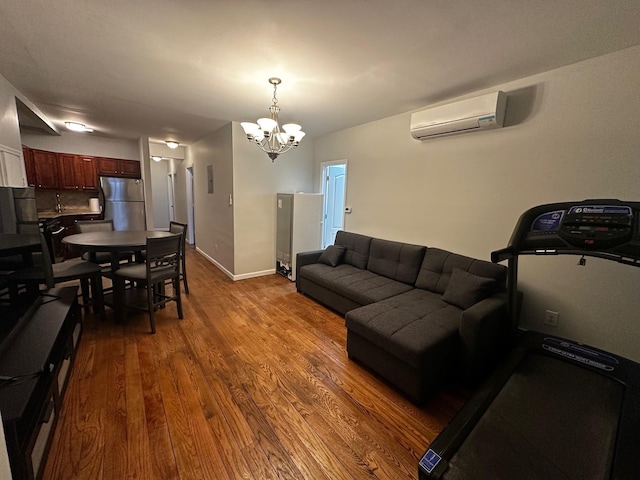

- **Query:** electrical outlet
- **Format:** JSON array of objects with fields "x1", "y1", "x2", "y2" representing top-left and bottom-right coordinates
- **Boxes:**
[{"x1": 544, "y1": 310, "x2": 559, "y2": 327}]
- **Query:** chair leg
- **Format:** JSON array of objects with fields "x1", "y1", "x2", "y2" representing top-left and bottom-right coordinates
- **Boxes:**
[
  {"x1": 181, "y1": 256, "x2": 189, "y2": 294},
  {"x1": 80, "y1": 278, "x2": 91, "y2": 314},
  {"x1": 114, "y1": 277, "x2": 127, "y2": 324},
  {"x1": 175, "y1": 277, "x2": 183, "y2": 319},
  {"x1": 148, "y1": 282, "x2": 156, "y2": 334},
  {"x1": 91, "y1": 273, "x2": 105, "y2": 320}
]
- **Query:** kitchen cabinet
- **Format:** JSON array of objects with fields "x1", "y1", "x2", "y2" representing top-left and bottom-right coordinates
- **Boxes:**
[
  {"x1": 0, "y1": 144, "x2": 28, "y2": 187},
  {"x1": 56, "y1": 154, "x2": 98, "y2": 191},
  {"x1": 31, "y1": 149, "x2": 59, "y2": 189},
  {"x1": 96, "y1": 157, "x2": 141, "y2": 178},
  {"x1": 22, "y1": 147, "x2": 141, "y2": 188},
  {"x1": 77, "y1": 156, "x2": 99, "y2": 190},
  {"x1": 22, "y1": 146, "x2": 35, "y2": 186}
]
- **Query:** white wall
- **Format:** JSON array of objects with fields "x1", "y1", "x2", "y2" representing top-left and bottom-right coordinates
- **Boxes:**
[
  {"x1": 231, "y1": 121, "x2": 315, "y2": 278},
  {"x1": 187, "y1": 121, "x2": 315, "y2": 279},
  {"x1": 314, "y1": 45, "x2": 640, "y2": 362},
  {"x1": 0, "y1": 75, "x2": 23, "y2": 151},
  {"x1": 21, "y1": 130, "x2": 140, "y2": 159},
  {"x1": 0, "y1": 73, "x2": 57, "y2": 151},
  {"x1": 189, "y1": 123, "x2": 235, "y2": 274}
]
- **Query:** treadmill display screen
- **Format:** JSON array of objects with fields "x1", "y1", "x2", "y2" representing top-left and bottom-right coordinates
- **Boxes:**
[
  {"x1": 558, "y1": 204, "x2": 633, "y2": 249},
  {"x1": 530, "y1": 210, "x2": 565, "y2": 232}
]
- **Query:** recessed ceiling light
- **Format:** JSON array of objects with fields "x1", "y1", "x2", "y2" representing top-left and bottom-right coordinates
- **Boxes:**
[
  {"x1": 65, "y1": 121, "x2": 93, "y2": 133},
  {"x1": 165, "y1": 140, "x2": 179, "y2": 149}
]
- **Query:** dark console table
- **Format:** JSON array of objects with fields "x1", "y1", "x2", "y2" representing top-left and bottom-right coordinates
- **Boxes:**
[{"x1": 0, "y1": 287, "x2": 82, "y2": 479}]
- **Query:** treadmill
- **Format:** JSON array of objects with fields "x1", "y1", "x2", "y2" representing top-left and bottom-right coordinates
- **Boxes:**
[{"x1": 419, "y1": 200, "x2": 640, "y2": 480}]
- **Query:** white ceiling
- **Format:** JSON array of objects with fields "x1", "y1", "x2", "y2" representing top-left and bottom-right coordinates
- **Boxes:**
[{"x1": 2, "y1": 1, "x2": 640, "y2": 145}]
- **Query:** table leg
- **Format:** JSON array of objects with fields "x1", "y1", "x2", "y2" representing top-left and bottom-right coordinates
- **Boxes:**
[{"x1": 110, "y1": 252, "x2": 125, "y2": 321}]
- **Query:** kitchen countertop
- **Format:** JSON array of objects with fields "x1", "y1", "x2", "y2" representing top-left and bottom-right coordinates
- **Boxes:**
[{"x1": 38, "y1": 210, "x2": 102, "y2": 219}]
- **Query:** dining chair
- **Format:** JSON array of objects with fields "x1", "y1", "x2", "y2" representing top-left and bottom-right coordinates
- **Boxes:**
[
  {"x1": 75, "y1": 219, "x2": 133, "y2": 264},
  {"x1": 112, "y1": 233, "x2": 183, "y2": 333},
  {"x1": 169, "y1": 221, "x2": 189, "y2": 293},
  {"x1": 7, "y1": 233, "x2": 105, "y2": 316}
]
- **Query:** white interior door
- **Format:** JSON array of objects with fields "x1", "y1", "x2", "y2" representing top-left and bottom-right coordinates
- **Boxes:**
[
  {"x1": 167, "y1": 173, "x2": 176, "y2": 222},
  {"x1": 321, "y1": 162, "x2": 346, "y2": 248},
  {"x1": 186, "y1": 165, "x2": 195, "y2": 244}
]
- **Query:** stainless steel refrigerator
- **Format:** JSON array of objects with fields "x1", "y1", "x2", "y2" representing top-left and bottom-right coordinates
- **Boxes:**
[{"x1": 100, "y1": 177, "x2": 146, "y2": 231}]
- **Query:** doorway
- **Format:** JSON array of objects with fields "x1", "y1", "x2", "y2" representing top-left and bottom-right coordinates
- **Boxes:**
[
  {"x1": 321, "y1": 160, "x2": 347, "y2": 248},
  {"x1": 167, "y1": 172, "x2": 176, "y2": 222},
  {"x1": 186, "y1": 165, "x2": 195, "y2": 245}
]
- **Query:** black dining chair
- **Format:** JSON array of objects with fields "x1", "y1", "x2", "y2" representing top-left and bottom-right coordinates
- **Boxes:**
[
  {"x1": 169, "y1": 221, "x2": 189, "y2": 293},
  {"x1": 7, "y1": 233, "x2": 105, "y2": 316},
  {"x1": 112, "y1": 233, "x2": 183, "y2": 333},
  {"x1": 75, "y1": 219, "x2": 133, "y2": 265}
]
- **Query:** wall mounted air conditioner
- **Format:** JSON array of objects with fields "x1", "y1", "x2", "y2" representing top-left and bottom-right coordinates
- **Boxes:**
[{"x1": 410, "y1": 91, "x2": 507, "y2": 140}]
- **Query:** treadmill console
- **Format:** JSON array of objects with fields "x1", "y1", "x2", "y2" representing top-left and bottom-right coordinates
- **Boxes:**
[
  {"x1": 546, "y1": 204, "x2": 632, "y2": 249},
  {"x1": 493, "y1": 199, "x2": 640, "y2": 265}
]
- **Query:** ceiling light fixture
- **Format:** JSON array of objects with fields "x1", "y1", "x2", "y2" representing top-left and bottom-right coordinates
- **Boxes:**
[
  {"x1": 165, "y1": 140, "x2": 179, "y2": 149},
  {"x1": 65, "y1": 121, "x2": 93, "y2": 133},
  {"x1": 152, "y1": 156, "x2": 163, "y2": 162},
  {"x1": 241, "y1": 77, "x2": 305, "y2": 162}
]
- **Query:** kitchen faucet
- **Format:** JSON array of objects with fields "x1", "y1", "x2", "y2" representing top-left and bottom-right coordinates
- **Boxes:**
[{"x1": 55, "y1": 193, "x2": 64, "y2": 213}]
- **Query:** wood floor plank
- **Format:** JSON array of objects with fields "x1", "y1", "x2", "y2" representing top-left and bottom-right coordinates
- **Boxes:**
[{"x1": 42, "y1": 247, "x2": 469, "y2": 480}]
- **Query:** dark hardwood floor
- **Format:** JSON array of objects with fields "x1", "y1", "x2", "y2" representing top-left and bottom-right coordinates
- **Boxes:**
[{"x1": 42, "y1": 247, "x2": 469, "y2": 479}]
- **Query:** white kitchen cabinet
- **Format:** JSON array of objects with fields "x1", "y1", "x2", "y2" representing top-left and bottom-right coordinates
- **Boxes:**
[{"x1": 0, "y1": 144, "x2": 27, "y2": 187}]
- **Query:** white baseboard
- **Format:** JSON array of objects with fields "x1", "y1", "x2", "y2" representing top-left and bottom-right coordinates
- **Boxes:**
[{"x1": 195, "y1": 247, "x2": 275, "y2": 281}]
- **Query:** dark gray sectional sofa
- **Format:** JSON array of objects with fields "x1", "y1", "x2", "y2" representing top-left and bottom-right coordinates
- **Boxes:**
[{"x1": 296, "y1": 231, "x2": 510, "y2": 404}]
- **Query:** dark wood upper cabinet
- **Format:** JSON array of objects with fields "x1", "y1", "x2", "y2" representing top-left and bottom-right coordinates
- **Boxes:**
[
  {"x1": 22, "y1": 146, "x2": 35, "y2": 187},
  {"x1": 78, "y1": 156, "x2": 98, "y2": 190},
  {"x1": 22, "y1": 146, "x2": 140, "y2": 190},
  {"x1": 97, "y1": 157, "x2": 141, "y2": 178},
  {"x1": 120, "y1": 159, "x2": 141, "y2": 178},
  {"x1": 31, "y1": 149, "x2": 59, "y2": 189},
  {"x1": 57, "y1": 154, "x2": 98, "y2": 191},
  {"x1": 57, "y1": 153, "x2": 78, "y2": 189}
]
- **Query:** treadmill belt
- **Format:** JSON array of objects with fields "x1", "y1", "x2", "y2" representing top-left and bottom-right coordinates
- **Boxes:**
[{"x1": 444, "y1": 353, "x2": 624, "y2": 479}]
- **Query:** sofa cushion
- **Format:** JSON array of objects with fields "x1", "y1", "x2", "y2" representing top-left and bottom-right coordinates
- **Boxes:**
[
  {"x1": 346, "y1": 289, "x2": 462, "y2": 369},
  {"x1": 415, "y1": 248, "x2": 506, "y2": 294},
  {"x1": 319, "y1": 245, "x2": 346, "y2": 267},
  {"x1": 442, "y1": 268, "x2": 496, "y2": 309},
  {"x1": 335, "y1": 231, "x2": 372, "y2": 269},
  {"x1": 366, "y1": 238, "x2": 426, "y2": 285},
  {"x1": 299, "y1": 263, "x2": 414, "y2": 305}
]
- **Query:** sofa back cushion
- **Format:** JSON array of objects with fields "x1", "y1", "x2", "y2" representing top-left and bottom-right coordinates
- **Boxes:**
[
  {"x1": 335, "y1": 231, "x2": 372, "y2": 269},
  {"x1": 415, "y1": 248, "x2": 506, "y2": 294},
  {"x1": 366, "y1": 238, "x2": 427, "y2": 285}
]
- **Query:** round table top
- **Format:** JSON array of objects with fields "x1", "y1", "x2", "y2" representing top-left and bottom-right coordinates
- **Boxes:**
[
  {"x1": 62, "y1": 230, "x2": 175, "y2": 251},
  {"x1": 0, "y1": 234, "x2": 41, "y2": 256}
]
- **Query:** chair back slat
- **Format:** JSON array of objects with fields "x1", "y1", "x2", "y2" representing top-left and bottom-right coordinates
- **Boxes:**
[
  {"x1": 76, "y1": 219, "x2": 114, "y2": 233},
  {"x1": 146, "y1": 234, "x2": 181, "y2": 277}
]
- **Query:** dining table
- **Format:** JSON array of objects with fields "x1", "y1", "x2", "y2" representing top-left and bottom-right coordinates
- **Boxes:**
[
  {"x1": 62, "y1": 230, "x2": 176, "y2": 318},
  {"x1": 0, "y1": 233, "x2": 41, "y2": 268}
]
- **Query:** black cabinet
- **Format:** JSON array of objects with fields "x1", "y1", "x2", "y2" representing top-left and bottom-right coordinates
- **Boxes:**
[{"x1": 0, "y1": 287, "x2": 82, "y2": 479}]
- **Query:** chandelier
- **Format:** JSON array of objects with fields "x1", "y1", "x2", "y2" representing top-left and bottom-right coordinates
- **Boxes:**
[{"x1": 241, "y1": 77, "x2": 305, "y2": 162}]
